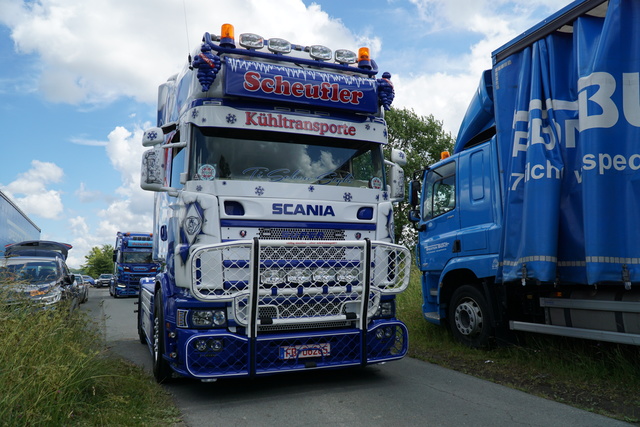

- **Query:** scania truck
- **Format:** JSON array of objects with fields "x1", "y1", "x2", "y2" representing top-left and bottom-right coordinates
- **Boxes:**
[
  {"x1": 111, "y1": 231, "x2": 158, "y2": 297},
  {"x1": 409, "y1": 0, "x2": 640, "y2": 348},
  {"x1": 138, "y1": 24, "x2": 410, "y2": 382}
]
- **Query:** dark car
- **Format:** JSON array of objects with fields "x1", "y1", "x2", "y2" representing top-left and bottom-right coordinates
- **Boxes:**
[
  {"x1": 96, "y1": 274, "x2": 114, "y2": 288},
  {"x1": 1, "y1": 240, "x2": 77, "y2": 309}
]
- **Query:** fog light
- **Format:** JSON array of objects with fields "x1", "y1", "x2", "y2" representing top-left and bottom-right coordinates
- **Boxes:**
[
  {"x1": 194, "y1": 339, "x2": 208, "y2": 352},
  {"x1": 336, "y1": 268, "x2": 359, "y2": 283},
  {"x1": 211, "y1": 339, "x2": 224, "y2": 352},
  {"x1": 384, "y1": 327, "x2": 393, "y2": 338},
  {"x1": 376, "y1": 329, "x2": 384, "y2": 339},
  {"x1": 262, "y1": 270, "x2": 284, "y2": 285},
  {"x1": 313, "y1": 268, "x2": 334, "y2": 284},
  {"x1": 288, "y1": 268, "x2": 311, "y2": 284}
]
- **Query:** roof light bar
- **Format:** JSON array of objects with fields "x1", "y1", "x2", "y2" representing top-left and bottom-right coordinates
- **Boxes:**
[
  {"x1": 309, "y1": 45, "x2": 332, "y2": 61},
  {"x1": 239, "y1": 33, "x2": 264, "y2": 49},
  {"x1": 334, "y1": 49, "x2": 357, "y2": 64},
  {"x1": 267, "y1": 38, "x2": 292, "y2": 54}
]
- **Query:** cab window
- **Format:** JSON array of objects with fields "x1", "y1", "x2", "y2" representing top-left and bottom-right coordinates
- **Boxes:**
[{"x1": 424, "y1": 161, "x2": 456, "y2": 220}]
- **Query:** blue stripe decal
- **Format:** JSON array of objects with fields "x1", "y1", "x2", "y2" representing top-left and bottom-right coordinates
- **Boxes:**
[{"x1": 220, "y1": 219, "x2": 376, "y2": 230}]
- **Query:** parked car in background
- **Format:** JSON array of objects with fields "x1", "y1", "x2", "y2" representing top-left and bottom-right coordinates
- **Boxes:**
[
  {"x1": 95, "y1": 274, "x2": 113, "y2": 288},
  {"x1": 0, "y1": 240, "x2": 77, "y2": 309},
  {"x1": 74, "y1": 274, "x2": 89, "y2": 303},
  {"x1": 83, "y1": 275, "x2": 95, "y2": 287}
]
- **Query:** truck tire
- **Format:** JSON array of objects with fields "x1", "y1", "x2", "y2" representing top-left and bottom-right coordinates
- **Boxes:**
[
  {"x1": 152, "y1": 289, "x2": 172, "y2": 383},
  {"x1": 448, "y1": 285, "x2": 493, "y2": 348}
]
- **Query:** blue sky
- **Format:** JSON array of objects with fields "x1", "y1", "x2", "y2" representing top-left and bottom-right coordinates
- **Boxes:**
[{"x1": 0, "y1": 0, "x2": 572, "y2": 268}]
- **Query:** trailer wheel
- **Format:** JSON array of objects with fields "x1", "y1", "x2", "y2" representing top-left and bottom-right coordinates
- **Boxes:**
[
  {"x1": 152, "y1": 289, "x2": 172, "y2": 383},
  {"x1": 448, "y1": 285, "x2": 493, "y2": 348}
]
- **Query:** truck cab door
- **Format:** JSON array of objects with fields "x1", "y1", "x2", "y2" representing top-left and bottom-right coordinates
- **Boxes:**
[{"x1": 416, "y1": 160, "x2": 460, "y2": 274}]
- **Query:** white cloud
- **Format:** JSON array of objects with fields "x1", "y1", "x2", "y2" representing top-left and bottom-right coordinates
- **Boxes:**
[{"x1": 1, "y1": 160, "x2": 65, "y2": 219}]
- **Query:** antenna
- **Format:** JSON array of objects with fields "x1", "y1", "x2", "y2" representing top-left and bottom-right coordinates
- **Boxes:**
[{"x1": 182, "y1": 0, "x2": 192, "y2": 64}]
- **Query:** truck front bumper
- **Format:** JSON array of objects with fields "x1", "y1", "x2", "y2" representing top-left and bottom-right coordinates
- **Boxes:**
[{"x1": 169, "y1": 320, "x2": 408, "y2": 379}]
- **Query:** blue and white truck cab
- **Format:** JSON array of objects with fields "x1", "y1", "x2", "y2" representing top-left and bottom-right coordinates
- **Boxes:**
[{"x1": 138, "y1": 24, "x2": 411, "y2": 382}]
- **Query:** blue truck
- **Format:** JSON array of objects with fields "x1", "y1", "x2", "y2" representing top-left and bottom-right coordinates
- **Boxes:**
[
  {"x1": 137, "y1": 24, "x2": 411, "y2": 382},
  {"x1": 409, "y1": 0, "x2": 640, "y2": 348},
  {"x1": 111, "y1": 231, "x2": 158, "y2": 297}
]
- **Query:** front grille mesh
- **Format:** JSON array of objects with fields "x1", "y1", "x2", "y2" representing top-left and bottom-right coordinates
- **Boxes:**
[{"x1": 191, "y1": 240, "x2": 410, "y2": 332}]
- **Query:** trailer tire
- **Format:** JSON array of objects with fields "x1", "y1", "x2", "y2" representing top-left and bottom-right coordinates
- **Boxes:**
[
  {"x1": 152, "y1": 289, "x2": 172, "y2": 383},
  {"x1": 448, "y1": 285, "x2": 493, "y2": 348}
]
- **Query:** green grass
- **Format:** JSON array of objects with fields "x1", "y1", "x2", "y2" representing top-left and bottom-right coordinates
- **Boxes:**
[
  {"x1": 3, "y1": 270, "x2": 639, "y2": 424},
  {"x1": 397, "y1": 267, "x2": 640, "y2": 423},
  {"x1": 0, "y1": 289, "x2": 180, "y2": 426}
]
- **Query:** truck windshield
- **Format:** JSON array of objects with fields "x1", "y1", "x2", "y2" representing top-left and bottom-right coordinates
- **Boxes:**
[
  {"x1": 122, "y1": 252, "x2": 153, "y2": 264},
  {"x1": 189, "y1": 127, "x2": 385, "y2": 188}
]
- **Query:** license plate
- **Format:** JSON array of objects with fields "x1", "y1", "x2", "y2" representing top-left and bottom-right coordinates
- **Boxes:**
[{"x1": 279, "y1": 343, "x2": 330, "y2": 360}]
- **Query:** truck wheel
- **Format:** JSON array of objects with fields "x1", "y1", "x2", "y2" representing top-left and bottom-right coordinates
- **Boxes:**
[
  {"x1": 448, "y1": 285, "x2": 493, "y2": 348},
  {"x1": 153, "y1": 290, "x2": 172, "y2": 383}
]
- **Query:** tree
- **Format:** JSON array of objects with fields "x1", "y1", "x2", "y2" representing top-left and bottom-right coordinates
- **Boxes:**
[
  {"x1": 384, "y1": 107, "x2": 456, "y2": 247},
  {"x1": 81, "y1": 244, "x2": 115, "y2": 278}
]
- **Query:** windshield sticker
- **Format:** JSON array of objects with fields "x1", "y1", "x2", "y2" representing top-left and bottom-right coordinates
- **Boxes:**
[
  {"x1": 370, "y1": 177, "x2": 383, "y2": 189},
  {"x1": 198, "y1": 164, "x2": 216, "y2": 181},
  {"x1": 242, "y1": 167, "x2": 354, "y2": 185}
]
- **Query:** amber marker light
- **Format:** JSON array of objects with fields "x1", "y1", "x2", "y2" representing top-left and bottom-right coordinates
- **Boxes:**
[
  {"x1": 358, "y1": 47, "x2": 371, "y2": 70},
  {"x1": 220, "y1": 23, "x2": 236, "y2": 48}
]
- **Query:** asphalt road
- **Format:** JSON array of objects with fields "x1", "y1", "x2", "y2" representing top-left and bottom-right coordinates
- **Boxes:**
[{"x1": 83, "y1": 287, "x2": 631, "y2": 427}]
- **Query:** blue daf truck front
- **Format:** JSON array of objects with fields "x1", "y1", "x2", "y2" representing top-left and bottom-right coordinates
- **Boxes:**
[
  {"x1": 112, "y1": 231, "x2": 158, "y2": 297},
  {"x1": 408, "y1": 0, "x2": 640, "y2": 348},
  {"x1": 137, "y1": 24, "x2": 411, "y2": 382}
]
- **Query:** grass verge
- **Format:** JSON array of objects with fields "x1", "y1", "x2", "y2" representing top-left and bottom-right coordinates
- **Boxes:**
[
  {"x1": 0, "y1": 290, "x2": 181, "y2": 426},
  {"x1": 397, "y1": 268, "x2": 640, "y2": 424}
]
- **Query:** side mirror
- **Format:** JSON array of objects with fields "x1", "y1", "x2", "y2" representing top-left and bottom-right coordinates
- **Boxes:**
[
  {"x1": 386, "y1": 162, "x2": 405, "y2": 202},
  {"x1": 140, "y1": 148, "x2": 178, "y2": 196},
  {"x1": 64, "y1": 274, "x2": 75, "y2": 285},
  {"x1": 142, "y1": 127, "x2": 164, "y2": 147},
  {"x1": 390, "y1": 148, "x2": 407, "y2": 166},
  {"x1": 408, "y1": 179, "x2": 421, "y2": 207}
]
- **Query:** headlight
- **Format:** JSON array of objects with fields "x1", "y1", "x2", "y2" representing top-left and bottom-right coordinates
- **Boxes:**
[
  {"x1": 374, "y1": 301, "x2": 395, "y2": 318},
  {"x1": 117, "y1": 284, "x2": 126, "y2": 288},
  {"x1": 32, "y1": 287, "x2": 62, "y2": 306},
  {"x1": 191, "y1": 310, "x2": 227, "y2": 327}
]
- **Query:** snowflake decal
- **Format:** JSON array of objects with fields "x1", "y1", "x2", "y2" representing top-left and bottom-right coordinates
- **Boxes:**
[
  {"x1": 196, "y1": 185, "x2": 203, "y2": 192},
  {"x1": 146, "y1": 130, "x2": 158, "y2": 140},
  {"x1": 365, "y1": 124, "x2": 371, "y2": 130},
  {"x1": 383, "y1": 129, "x2": 388, "y2": 138},
  {"x1": 343, "y1": 192, "x2": 352, "y2": 202},
  {"x1": 308, "y1": 185, "x2": 315, "y2": 192},
  {"x1": 255, "y1": 186, "x2": 265, "y2": 196},
  {"x1": 376, "y1": 194, "x2": 380, "y2": 201},
  {"x1": 226, "y1": 114, "x2": 237, "y2": 124},
  {"x1": 191, "y1": 109, "x2": 199, "y2": 119},
  {"x1": 382, "y1": 191, "x2": 389, "y2": 201}
]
